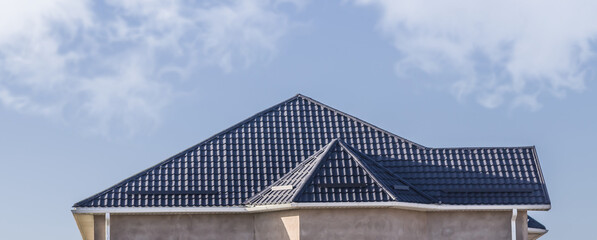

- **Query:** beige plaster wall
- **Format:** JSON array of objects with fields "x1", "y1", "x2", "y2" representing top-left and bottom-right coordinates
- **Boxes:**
[
  {"x1": 254, "y1": 210, "x2": 300, "y2": 240},
  {"x1": 427, "y1": 211, "x2": 511, "y2": 240},
  {"x1": 299, "y1": 208, "x2": 427, "y2": 240},
  {"x1": 91, "y1": 208, "x2": 531, "y2": 240},
  {"x1": 516, "y1": 211, "x2": 529, "y2": 240},
  {"x1": 93, "y1": 215, "x2": 105, "y2": 240},
  {"x1": 110, "y1": 214, "x2": 254, "y2": 240}
]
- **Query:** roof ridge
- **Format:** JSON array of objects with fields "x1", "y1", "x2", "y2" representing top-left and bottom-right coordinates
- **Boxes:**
[
  {"x1": 243, "y1": 144, "x2": 329, "y2": 205},
  {"x1": 337, "y1": 140, "x2": 399, "y2": 201},
  {"x1": 290, "y1": 139, "x2": 338, "y2": 202},
  {"x1": 338, "y1": 140, "x2": 438, "y2": 203},
  {"x1": 297, "y1": 94, "x2": 427, "y2": 149}
]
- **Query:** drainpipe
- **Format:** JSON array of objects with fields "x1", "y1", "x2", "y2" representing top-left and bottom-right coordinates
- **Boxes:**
[
  {"x1": 105, "y1": 212, "x2": 110, "y2": 240},
  {"x1": 511, "y1": 209, "x2": 518, "y2": 240}
]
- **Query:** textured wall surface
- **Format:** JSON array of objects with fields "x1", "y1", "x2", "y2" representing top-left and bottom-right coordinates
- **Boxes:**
[
  {"x1": 516, "y1": 211, "x2": 529, "y2": 240},
  {"x1": 110, "y1": 214, "x2": 254, "y2": 240},
  {"x1": 94, "y1": 209, "x2": 529, "y2": 240},
  {"x1": 254, "y1": 210, "x2": 300, "y2": 240},
  {"x1": 299, "y1": 208, "x2": 427, "y2": 240},
  {"x1": 427, "y1": 211, "x2": 513, "y2": 240},
  {"x1": 94, "y1": 215, "x2": 105, "y2": 240}
]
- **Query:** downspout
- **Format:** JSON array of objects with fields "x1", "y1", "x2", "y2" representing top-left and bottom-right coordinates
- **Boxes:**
[
  {"x1": 105, "y1": 212, "x2": 110, "y2": 240},
  {"x1": 511, "y1": 209, "x2": 518, "y2": 240}
]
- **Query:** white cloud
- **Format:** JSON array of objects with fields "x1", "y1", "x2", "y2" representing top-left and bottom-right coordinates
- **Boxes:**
[
  {"x1": 0, "y1": 0, "x2": 298, "y2": 135},
  {"x1": 356, "y1": 0, "x2": 597, "y2": 109}
]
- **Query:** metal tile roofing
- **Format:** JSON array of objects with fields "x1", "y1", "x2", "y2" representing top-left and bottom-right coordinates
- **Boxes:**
[
  {"x1": 74, "y1": 94, "x2": 550, "y2": 207},
  {"x1": 245, "y1": 139, "x2": 436, "y2": 205},
  {"x1": 527, "y1": 216, "x2": 546, "y2": 230}
]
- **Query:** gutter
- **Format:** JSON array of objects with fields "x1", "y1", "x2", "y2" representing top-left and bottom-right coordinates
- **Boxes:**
[
  {"x1": 72, "y1": 203, "x2": 550, "y2": 214},
  {"x1": 72, "y1": 206, "x2": 247, "y2": 214},
  {"x1": 289, "y1": 202, "x2": 550, "y2": 212}
]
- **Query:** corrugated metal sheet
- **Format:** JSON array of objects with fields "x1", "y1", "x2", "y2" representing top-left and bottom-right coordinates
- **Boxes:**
[{"x1": 74, "y1": 94, "x2": 550, "y2": 207}]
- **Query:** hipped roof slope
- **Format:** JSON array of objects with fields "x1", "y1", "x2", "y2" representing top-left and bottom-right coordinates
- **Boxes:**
[{"x1": 74, "y1": 94, "x2": 549, "y2": 208}]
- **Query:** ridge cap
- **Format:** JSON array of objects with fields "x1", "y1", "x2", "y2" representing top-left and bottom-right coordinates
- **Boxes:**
[
  {"x1": 297, "y1": 94, "x2": 426, "y2": 149},
  {"x1": 290, "y1": 139, "x2": 339, "y2": 202}
]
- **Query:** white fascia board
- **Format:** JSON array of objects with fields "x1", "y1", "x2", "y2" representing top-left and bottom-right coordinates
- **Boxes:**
[
  {"x1": 245, "y1": 204, "x2": 294, "y2": 212},
  {"x1": 72, "y1": 203, "x2": 550, "y2": 214},
  {"x1": 72, "y1": 207, "x2": 247, "y2": 214},
  {"x1": 290, "y1": 202, "x2": 551, "y2": 211},
  {"x1": 528, "y1": 228, "x2": 548, "y2": 234}
]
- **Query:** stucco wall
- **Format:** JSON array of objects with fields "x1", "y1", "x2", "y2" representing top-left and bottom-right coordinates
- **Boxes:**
[
  {"x1": 110, "y1": 214, "x2": 254, "y2": 240},
  {"x1": 93, "y1": 208, "x2": 529, "y2": 240},
  {"x1": 94, "y1": 215, "x2": 105, "y2": 240},
  {"x1": 427, "y1": 211, "x2": 511, "y2": 240},
  {"x1": 299, "y1": 208, "x2": 427, "y2": 240},
  {"x1": 254, "y1": 210, "x2": 300, "y2": 240},
  {"x1": 516, "y1": 211, "x2": 529, "y2": 240}
]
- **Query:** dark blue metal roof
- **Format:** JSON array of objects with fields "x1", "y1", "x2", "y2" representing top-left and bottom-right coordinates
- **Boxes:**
[
  {"x1": 74, "y1": 94, "x2": 550, "y2": 207},
  {"x1": 528, "y1": 216, "x2": 547, "y2": 229},
  {"x1": 245, "y1": 139, "x2": 436, "y2": 205}
]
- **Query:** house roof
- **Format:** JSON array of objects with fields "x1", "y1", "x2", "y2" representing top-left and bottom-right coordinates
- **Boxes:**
[
  {"x1": 74, "y1": 94, "x2": 550, "y2": 208},
  {"x1": 245, "y1": 139, "x2": 436, "y2": 205},
  {"x1": 528, "y1": 216, "x2": 547, "y2": 230}
]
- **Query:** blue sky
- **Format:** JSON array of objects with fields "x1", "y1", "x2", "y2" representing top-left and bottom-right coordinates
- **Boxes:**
[{"x1": 0, "y1": 0, "x2": 595, "y2": 239}]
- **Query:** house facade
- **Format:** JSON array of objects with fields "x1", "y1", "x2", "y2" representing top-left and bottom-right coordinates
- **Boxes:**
[{"x1": 72, "y1": 94, "x2": 550, "y2": 240}]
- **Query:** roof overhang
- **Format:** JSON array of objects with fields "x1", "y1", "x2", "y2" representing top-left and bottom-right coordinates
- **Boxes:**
[
  {"x1": 528, "y1": 227, "x2": 548, "y2": 239},
  {"x1": 71, "y1": 202, "x2": 550, "y2": 215},
  {"x1": 528, "y1": 228, "x2": 548, "y2": 234}
]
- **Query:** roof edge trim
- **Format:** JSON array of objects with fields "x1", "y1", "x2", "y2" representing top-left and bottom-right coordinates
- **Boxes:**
[
  {"x1": 72, "y1": 203, "x2": 551, "y2": 214},
  {"x1": 531, "y1": 146, "x2": 551, "y2": 204},
  {"x1": 528, "y1": 228, "x2": 548, "y2": 234}
]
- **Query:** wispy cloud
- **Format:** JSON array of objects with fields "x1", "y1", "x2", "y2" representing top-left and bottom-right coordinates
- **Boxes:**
[
  {"x1": 0, "y1": 0, "x2": 299, "y2": 135},
  {"x1": 356, "y1": 0, "x2": 597, "y2": 109}
]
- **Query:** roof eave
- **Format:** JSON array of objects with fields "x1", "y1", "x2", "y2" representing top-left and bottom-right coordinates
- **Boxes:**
[
  {"x1": 528, "y1": 227, "x2": 548, "y2": 234},
  {"x1": 72, "y1": 203, "x2": 551, "y2": 214}
]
